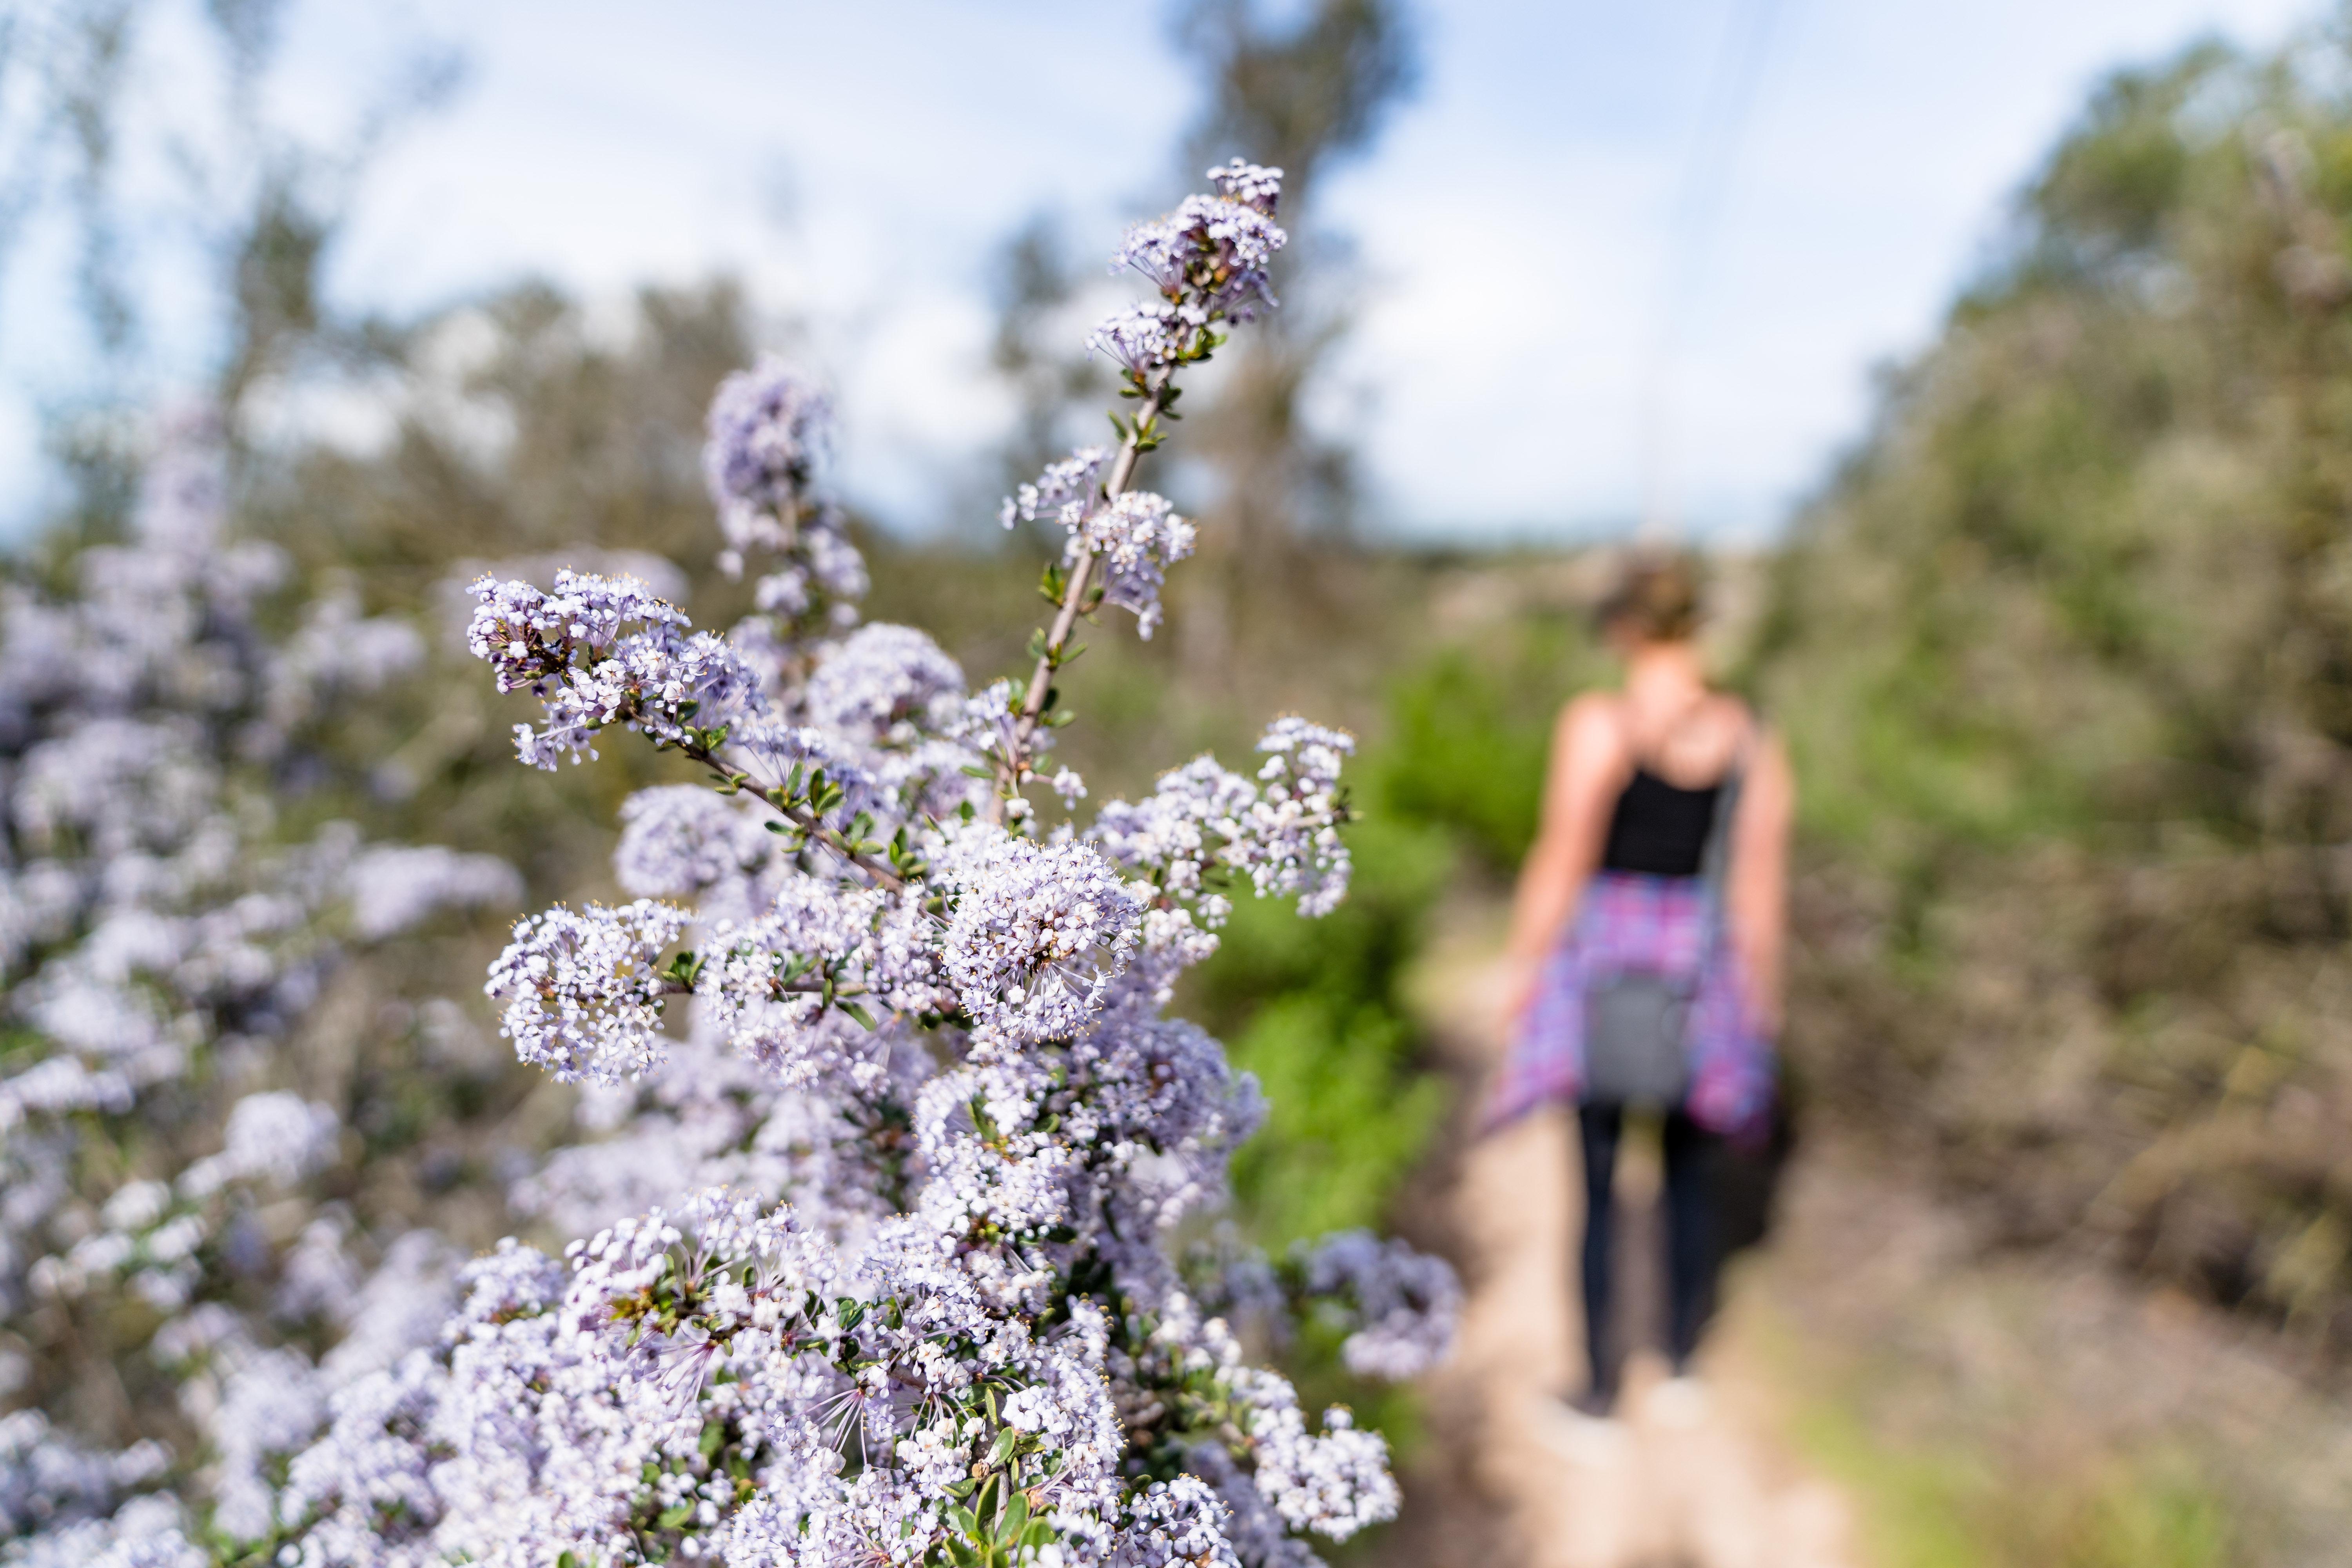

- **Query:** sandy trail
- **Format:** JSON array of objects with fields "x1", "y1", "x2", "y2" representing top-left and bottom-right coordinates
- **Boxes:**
[{"x1": 1401, "y1": 923, "x2": 1860, "y2": 1568}]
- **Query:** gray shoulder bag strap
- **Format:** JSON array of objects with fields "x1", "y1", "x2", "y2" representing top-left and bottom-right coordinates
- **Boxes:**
[{"x1": 1581, "y1": 761, "x2": 1743, "y2": 1111}]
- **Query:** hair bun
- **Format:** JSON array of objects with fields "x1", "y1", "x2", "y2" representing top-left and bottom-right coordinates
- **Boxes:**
[{"x1": 1596, "y1": 551, "x2": 1703, "y2": 642}]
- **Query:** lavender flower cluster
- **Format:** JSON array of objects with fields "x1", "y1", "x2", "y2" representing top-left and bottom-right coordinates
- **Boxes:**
[
  {"x1": 239, "y1": 161, "x2": 1454, "y2": 1568},
  {"x1": 995, "y1": 159, "x2": 1286, "y2": 656},
  {"x1": 1111, "y1": 157, "x2": 1289, "y2": 324},
  {"x1": 0, "y1": 410, "x2": 521, "y2": 1562}
]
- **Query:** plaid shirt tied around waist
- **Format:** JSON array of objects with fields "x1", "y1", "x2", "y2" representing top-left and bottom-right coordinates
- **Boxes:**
[{"x1": 1483, "y1": 871, "x2": 1773, "y2": 1136}]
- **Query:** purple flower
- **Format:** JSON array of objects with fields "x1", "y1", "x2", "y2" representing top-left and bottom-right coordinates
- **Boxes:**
[
  {"x1": 1087, "y1": 300, "x2": 1207, "y2": 377},
  {"x1": 1110, "y1": 187, "x2": 1289, "y2": 323},
  {"x1": 1205, "y1": 158, "x2": 1283, "y2": 216},
  {"x1": 702, "y1": 356, "x2": 833, "y2": 556}
]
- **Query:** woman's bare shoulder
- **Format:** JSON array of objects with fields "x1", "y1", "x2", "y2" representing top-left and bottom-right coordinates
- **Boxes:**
[
  {"x1": 1552, "y1": 692, "x2": 1631, "y2": 768},
  {"x1": 1707, "y1": 691, "x2": 1761, "y2": 739}
]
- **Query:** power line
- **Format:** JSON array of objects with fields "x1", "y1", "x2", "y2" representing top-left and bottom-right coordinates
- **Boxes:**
[{"x1": 1638, "y1": 0, "x2": 1788, "y2": 540}]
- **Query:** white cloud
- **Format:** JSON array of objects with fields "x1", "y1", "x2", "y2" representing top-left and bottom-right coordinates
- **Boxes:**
[{"x1": 0, "y1": 0, "x2": 2323, "y2": 543}]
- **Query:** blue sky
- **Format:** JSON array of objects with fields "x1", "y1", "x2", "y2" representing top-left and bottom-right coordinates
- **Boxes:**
[{"x1": 0, "y1": 0, "x2": 2324, "y2": 543}]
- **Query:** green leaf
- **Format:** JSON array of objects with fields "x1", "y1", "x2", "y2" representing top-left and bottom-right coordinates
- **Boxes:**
[{"x1": 838, "y1": 1001, "x2": 877, "y2": 1031}]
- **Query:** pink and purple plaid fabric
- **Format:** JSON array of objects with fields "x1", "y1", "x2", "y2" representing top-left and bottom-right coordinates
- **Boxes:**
[{"x1": 1483, "y1": 871, "x2": 1773, "y2": 1136}]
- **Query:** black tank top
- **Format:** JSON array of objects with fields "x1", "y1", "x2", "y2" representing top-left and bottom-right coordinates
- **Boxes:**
[{"x1": 1600, "y1": 768, "x2": 1721, "y2": 877}]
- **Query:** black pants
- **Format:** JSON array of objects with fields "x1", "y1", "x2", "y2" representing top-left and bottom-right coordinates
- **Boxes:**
[{"x1": 1577, "y1": 1103, "x2": 1720, "y2": 1398}]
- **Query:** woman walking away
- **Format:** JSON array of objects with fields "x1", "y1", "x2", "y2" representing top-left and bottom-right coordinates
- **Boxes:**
[{"x1": 1485, "y1": 553, "x2": 1792, "y2": 1419}]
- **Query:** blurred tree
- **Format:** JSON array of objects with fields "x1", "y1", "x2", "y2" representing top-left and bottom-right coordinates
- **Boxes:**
[
  {"x1": 985, "y1": 212, "x2": 1111, "y2": 519},
  {"x1": 1166, "y1": 0, "x2": 1416, "y2": 681},
  {"x1": 0, "y1": 0, "x2": 457, "y2": 547},
  {"x1": 1756, "y1": 25, "x2": 2352, "y2": 1350}
]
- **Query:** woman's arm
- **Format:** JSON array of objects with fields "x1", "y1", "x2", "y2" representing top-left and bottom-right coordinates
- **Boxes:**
[
  {"x1": 1726, "y1": 726, "x2": 1794, "y2": 1034},
  {"x1": 1501, "y1": 695, "x2": 1628, "y2": 1017}
]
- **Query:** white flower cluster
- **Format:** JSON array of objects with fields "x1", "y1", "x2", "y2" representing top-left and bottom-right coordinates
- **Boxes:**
[
  {"x1": 1296, "y1": 1231, "x2": 1465, "y2": 1382},
  {"x1": 697, "y1": 356, "x2": 873, "y2": 692},
  {"x1": 485, "y1": 899, "x2": 694, "y2": 1084},
  {"x1": 803, "y1": 622, "x2": 968, "y2": 748},
  {"x1": 1088, "y1": 300, "x2": 1209, "y2": 377},
  {"x1": 939, "y1": 828, "x2": 1145, "y2": 1042},
  {"x1": 466, "y1": 570, "x2": 771, "y2": 769},
  {"x1": 1000, "y1": 446, "x2": 1110, "y2": 533},
  {"x1": 702, "y1": 354, "x2": 832, "y2": 561},
  {"x1": 615, "y1": 785, "x2": 771, "y2": 906},
  {"x1": 1206, "y1": 156, "x2": 1284, "y2": 214},
  {"x1": 1110, "y1": 161, "x2": 1288, "y2": 323},
  {"x1": 0, "y1": 408, "x2": 518, "y2": 1561},
  {"x1": 1089, "y1": 719, "x2": 1356, "y2": 920},
  {"x1": 1244, "y1": 718, "x2": 1357, "y2": 916},
  {"x1": 240, "y1": 160, "x2": 1456, "y2": 1568},
  {"x1": 1000, "y1": 460, "x2": 1194, "y2": 641},
  {"x1": 1076, "y1": 492, "x2": 1197, "y2": 640},
  {"x1": 345, "y1": 844, "x2": 524, "y2": 941},
  {"x1": 467, "y1": 567, "x2": 688, "y2": 692}
]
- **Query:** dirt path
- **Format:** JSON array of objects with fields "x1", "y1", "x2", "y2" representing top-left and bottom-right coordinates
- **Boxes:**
[{"x1": 1396, "y1": 911, "x2": 1860, "y2": 1568}]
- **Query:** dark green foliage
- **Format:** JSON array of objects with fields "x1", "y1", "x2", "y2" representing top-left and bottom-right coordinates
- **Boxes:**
[
  {"x1": 1377, "y1": 612, "x2": 1608, "y2": 870},
  {"x1": 1759, "y1": 28, "x2": 2352, "y2": 1347},
  {"x1": 1191, "y1": 814, "x2": 1454, "y2": 1247}
]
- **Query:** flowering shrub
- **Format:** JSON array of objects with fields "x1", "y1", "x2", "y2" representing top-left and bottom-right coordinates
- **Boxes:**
[
  {"x1": 263, "y1": 160, "x2": 1457, "y2": 1568},
  {"x1": 0, "y1": 410, "x2": 519, "y2": 1563}
]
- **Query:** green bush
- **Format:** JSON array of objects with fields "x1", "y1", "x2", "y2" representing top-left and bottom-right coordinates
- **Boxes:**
[
  {"x1": 1378, "y1": 616, "x2": 1604, "y2": 870},
  {"x1": 1196, "y1": 815, "x2": 1455, "y2": 1246}
]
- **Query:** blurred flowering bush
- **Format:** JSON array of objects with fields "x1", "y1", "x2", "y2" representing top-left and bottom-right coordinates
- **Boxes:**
[
  {"x1": 1760, "y1": 30, "x2": 2352, "y2": 1347},
  {"x1": 0, "y1": 408, "x2": 521, "y2": 1562},
  {"x1": 13, "y1": 161, "x2": 1457, "y2": 1568}
]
